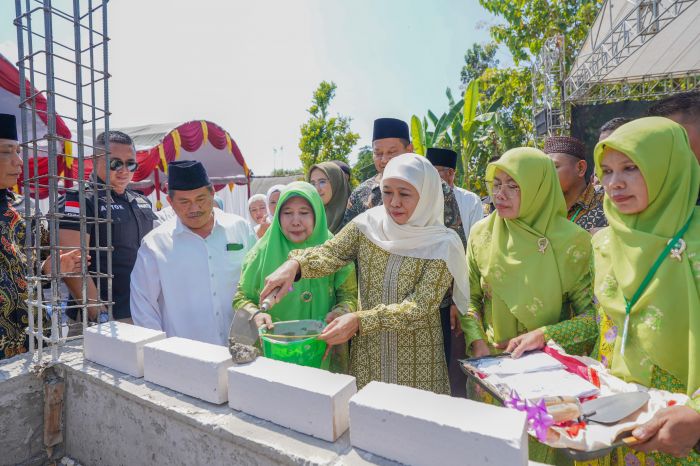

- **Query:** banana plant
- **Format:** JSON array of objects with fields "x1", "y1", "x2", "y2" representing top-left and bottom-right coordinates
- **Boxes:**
[
  {"x1": 411, "y1": 78, "x2": 506, "y2": 193},
  {"x1": 411, "y1": 96, "x2": 465, "y2": 155}
]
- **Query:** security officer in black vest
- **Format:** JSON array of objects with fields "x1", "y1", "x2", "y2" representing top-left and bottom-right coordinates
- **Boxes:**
[{"x1": 59, "y1": 131, "x2": 156, "y2": 322}]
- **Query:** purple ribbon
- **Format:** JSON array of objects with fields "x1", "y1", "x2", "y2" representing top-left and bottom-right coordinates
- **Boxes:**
[{"x1": 505, "y1": 390, "x2": 554, "y2": 442}]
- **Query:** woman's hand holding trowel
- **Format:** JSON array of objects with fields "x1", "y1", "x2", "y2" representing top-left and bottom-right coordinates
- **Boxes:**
[
  {"x1": 260, "y1": 260, "x2": 299, "y2": 307},
  {"x1": 253, "y1": 286, "x2": 281, "y2": 330}
]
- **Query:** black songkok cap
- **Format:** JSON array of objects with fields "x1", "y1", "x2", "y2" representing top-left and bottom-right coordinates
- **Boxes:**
[
  {"x1": 544, "y1": 136, "x2": 586, "y2": 160},
  {"x1": 0, "y1": 114, "x2": 18, "y2": 141},
  {"x1": 168, "y1": 160, "x2": 211, "y2": 191},
  {"x1": 372, "y1": 118, "x2": 409, "y2": 142},
  {"x1": 426, "y1": 147, "x2": 457, "y2": 169}
]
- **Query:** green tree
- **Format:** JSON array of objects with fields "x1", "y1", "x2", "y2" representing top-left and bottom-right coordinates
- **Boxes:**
[
  {"x1": 460, "y1": 42, "x2": 499, "y2": 87},
  {"x1": 298, "y1": 81, "x2": 360, "y2": 174},
  {"x1": 412, "y1": 79, "x2": 506, "y2": 195},
  {"x1": 478, "y1": 0, "x2": 601, "y2": 66},
  {"x1": 472, "y1": 0, "x2": 602, "y2": 149},
  {"x1": 352, "y1": 145, "x2": 376, "y2": 184}
]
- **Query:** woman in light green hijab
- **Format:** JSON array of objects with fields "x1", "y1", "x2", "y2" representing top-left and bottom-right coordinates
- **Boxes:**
[
  {"x1": 517, "y1": 118, "x2": 700, "y2": 464},
  {"x1": 461, "y1": 148, "x2": 597, "y2": 465},
  {"x1": 592, "y1": 117, "x2": 699, "y2": 464},
  {"x1": 233, "y1": 182, "x2": 357, "y2": 370},
  {"x1": 461, "y1": 147, "x2": 596, "y2": 359}
]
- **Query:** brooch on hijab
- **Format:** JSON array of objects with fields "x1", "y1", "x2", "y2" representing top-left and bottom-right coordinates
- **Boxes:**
[
  {"x1": 668, "y1": 238, "x2": 686, "y2": 262},
  {"x1": 537, "y1": 238, "x2": 549, "y2": 254},
  {"x1": 301, "y1": 291, "x2": 313, "y2": 303}
]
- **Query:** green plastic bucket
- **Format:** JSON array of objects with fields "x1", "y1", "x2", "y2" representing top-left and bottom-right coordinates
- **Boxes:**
[{"x1": 259, "y1": 320, "x2": 328, "y2": 369}]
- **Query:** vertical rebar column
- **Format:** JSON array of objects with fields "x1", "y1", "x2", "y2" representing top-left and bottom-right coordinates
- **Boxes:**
[{"x1": 15, "y1": 0, "x2": 113, "y2": 361}]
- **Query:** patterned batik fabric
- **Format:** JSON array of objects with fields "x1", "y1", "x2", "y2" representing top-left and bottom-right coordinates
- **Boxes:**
[
  {"x1": 342, "y1": 176, "x2": 467, "y2": 248},
  {"x1": 342, "y1": 176, "x2": 382, "y2": 228},
  {"x1": 0, "y1": 192, "x2": 47, "y2": 360},
  {"x1": 568, "y1": 183, "x2": 608, "y2": 232},
  {"x1": 290, "y1": 222, "x2": 452, "y2": 394}
]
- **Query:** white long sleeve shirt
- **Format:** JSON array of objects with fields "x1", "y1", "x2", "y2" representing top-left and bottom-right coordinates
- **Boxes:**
[
  {"x1": 454, "y1": 186, "x2": 485, "y2": 238},
  {"x1": 130, "y1": 208, "x2": 256, "y2": 346}
]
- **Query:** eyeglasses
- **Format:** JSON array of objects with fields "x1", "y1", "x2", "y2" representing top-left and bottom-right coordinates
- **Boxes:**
[
  {"x1": 490, "y1": 181, "x2": 520, "y2": 197},
  {"x1": 109, "y1": 158, "x2": 138, "y2": 172},
  {"x1": 309, "y1": 179, "x2": 328, "y2": 189}
]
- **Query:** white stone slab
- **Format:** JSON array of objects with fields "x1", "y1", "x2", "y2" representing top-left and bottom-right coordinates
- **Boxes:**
[
  {"x1": 83, "y1": 321, "x2": 166, "y2": 377},
  {"x1": 349, "y1": 381, "x2": 528, "y2": 466},
  {"x1": 227, "y1": 357, "x2": 357, "y2": 442},
  {"x1": 143, "y1": 337, "x2": 232, "y2": 404}
]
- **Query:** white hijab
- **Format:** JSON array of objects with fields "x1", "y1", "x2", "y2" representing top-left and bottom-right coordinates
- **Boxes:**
[
  {"x1": 265, "y1": 184, "x2": 286, "y2": 221},
  {"x1": 247, "y1": 193, "x2": 268, "y2": 226},
  {"x1": 353, "y1": 153, "x2": 470, "y2": 315}
]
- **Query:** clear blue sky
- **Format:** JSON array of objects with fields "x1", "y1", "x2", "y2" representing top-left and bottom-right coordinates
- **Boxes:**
[{"x1": 1, "y1": 0, "x2": 507, "y2": 175}]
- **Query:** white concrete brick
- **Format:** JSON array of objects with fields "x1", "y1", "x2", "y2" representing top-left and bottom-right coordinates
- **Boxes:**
[
  {"x1": 143, "y1": 337, "x2": 232, "y2": 404},
  {"x1": 227, "y1": 357, "x2": 357, "y2": 442},
  {"x1": 349, "y1": 381, "x2": 528, "y2": 466},
  {"x1": 83, "y1": 321, "x2": 166, "y2": 377}
]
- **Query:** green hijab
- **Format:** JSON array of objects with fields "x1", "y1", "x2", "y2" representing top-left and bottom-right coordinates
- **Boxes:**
[
  {"x1": 593, "y1": 117, "x2": 699, "y2": 395},
  {"x1": 308, "y1": 162, "x2": 351, "y2": 234},
  {"x1": 474, "y1": 148, "x2": 591, "y2": 342},
  {"x1": 238, "y1": 181, "x2": 354, "y2": 322}
]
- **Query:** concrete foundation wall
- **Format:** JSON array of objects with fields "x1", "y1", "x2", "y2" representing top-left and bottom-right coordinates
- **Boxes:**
[
  {"x1": 0, "y1": 364, "x2": 47, "y2": 466},
  {"x1": 63, "y1": 363, "x2": 343, "y2": 466}
]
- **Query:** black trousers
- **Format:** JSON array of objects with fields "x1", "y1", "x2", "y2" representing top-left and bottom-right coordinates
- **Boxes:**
[{"x1": 439, "y1": 304, "x2": 452, "y2": 366}]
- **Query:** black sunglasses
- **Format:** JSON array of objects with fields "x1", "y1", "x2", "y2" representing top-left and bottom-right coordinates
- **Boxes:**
[{"x1": 109, "y1": 158, "x2": 138, "y2": 172}]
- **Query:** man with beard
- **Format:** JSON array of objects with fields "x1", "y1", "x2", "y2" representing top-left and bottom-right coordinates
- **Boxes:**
[{"x1": 130, "y1": 160, "x2": 255, "y2": 345}]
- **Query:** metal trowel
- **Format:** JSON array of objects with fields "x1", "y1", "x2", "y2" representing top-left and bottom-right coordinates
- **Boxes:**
[
  {"x1": 547, "y1": 392, "x2": 649, "y2": 461},
  {"x1": 545, "y1": 391, "x2": 650, "y2": 424},
  {"x1": 228, "y1": 287, "x2": 280, "y2": 363}
]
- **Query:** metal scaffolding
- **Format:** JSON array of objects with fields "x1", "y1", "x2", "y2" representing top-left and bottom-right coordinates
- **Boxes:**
[
  {"x1": 14, "y1": 0, "x2": 112, "y2": 361},
  {"x1": 567, "y1": 72, "x2": 699, "y2": 104},
  {"x1": 531, "y1": 34, "x2": 567, "y2": 142},
  {"x1": 530, "y1": 0, "x2": 699, "y2": 134}
]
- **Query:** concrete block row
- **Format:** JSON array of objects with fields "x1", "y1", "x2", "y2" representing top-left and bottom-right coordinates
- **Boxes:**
[
  {"x1": 84, "y1": 323, "x2": 528, "y2": 463},
  {"x1": 83, "y1": 323, "x2": 232, "y2": 404}
]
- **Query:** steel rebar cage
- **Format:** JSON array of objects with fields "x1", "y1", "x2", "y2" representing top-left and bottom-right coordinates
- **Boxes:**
[{"x1": 14, "y1": 0, "x2": 112, "y2": 361}]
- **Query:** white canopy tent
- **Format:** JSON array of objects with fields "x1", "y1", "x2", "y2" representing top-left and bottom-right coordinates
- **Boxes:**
[{"x1": 566, "y1": 0, "x2": 699, "y2": 102}]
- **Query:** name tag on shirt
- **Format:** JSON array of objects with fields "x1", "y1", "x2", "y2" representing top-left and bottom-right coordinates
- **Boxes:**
[{"x1": 226, "y1": 243, "x2": 244, "y2": 251}]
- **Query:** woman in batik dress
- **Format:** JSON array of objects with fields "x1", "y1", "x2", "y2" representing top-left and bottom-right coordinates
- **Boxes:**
[{"x1": 259, "y1": 154, "x2": 470, "y2": 394}]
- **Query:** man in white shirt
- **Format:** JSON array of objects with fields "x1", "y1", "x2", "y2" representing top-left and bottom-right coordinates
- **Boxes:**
[
  {"x1": 426, "y1": 147, "x2": 484, "y2": 235},
  {"x1": 131, "y1": 160, "x2": 255, "y2": 346}
]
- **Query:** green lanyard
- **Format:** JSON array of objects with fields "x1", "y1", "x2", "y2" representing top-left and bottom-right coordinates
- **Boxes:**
[
  {"x1": 569, "y1": 206, "x2": 583, "y2": 223},
  {"x1": 620, "y1": 214, "x2": 693, "y2": 355}
]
